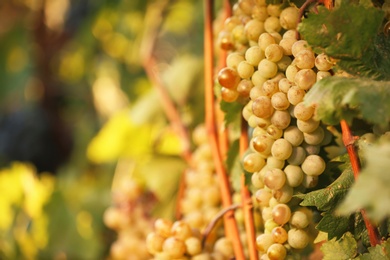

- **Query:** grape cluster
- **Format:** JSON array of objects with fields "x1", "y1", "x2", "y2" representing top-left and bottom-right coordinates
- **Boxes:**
[
  {"x1": 217, "y1": 0, "x2": 334, "y2": 258},
  {"x1": 104, "y1": 179, "x2": 155, "y2": 259},
  {"x1": 146, "y1": 124, "x2": 236, "y2": 259}
]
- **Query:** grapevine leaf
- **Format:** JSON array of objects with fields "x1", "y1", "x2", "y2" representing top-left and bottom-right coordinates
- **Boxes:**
[
  {"x1": 220, "y1": 100, "x2": 243, "y2": 126},
  {"x1": 320, "y1": 232, "x2": 358, "y2": 260},
  {"x1": 336, "y1": 141, "x2": 390, "y2": 222},
  {"x1": 226, "y1": 139, "x2": 240, "y2": 172},
  {"x1": 356, "y1": 238, "x2": 390, "y2": 259},
  {"x1": 298, "y1": 2, "x2": 384, "y2": 59},
  {"x1": 304, "y1": 76, "x2": 390, "y2": 128},
  {"x1": 317, "y1": 213, "x2": 352, "y2": 240},
  {"x1": 336, "y1": 33, "x2": 390, "y2": 80},
  {"x1": 297, "y1": 165, "x2": 354, "y2": 212},
  {"x1": 227, "y1": 139, "x2": 245, "y2": 191}
]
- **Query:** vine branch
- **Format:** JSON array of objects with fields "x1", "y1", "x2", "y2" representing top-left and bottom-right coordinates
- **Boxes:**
[
  {"x1": 204, "y1": 0, "x2": 245, "y2": 258},
  {"x1": 239, "y1": 119, "x2": 259, "y2": 260},
  {"x1": 340, "y1": 120, "x2": 381, "y2": 247}
]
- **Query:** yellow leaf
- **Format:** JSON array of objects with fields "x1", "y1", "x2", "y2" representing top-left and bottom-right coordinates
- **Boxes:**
[
  {"x1": 154, "y1": 127, "x2": 183, "y2": 156},
  {"x1": 87, "y1": 109, "x2": 154, "y2": 163}
]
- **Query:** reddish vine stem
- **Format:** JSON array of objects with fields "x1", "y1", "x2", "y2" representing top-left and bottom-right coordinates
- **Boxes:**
[
  {"x1": 201, "y1": 204, "x2": 240, "y2": 247},
  {"x1": 340, "y1": 120, "x2": 381, "y2": 247},
  {"x1": 239, "y1": 120, "x2": 259, "y2": 260},
  {"x1": 140, "y1": 0, "x2": 192, "y2": 165},
  {"x1": 204, "y1": 0, "x2": 245, "y2": 259}
]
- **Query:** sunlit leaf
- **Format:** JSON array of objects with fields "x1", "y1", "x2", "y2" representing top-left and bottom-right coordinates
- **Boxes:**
[
  {"x1": 337, "y1": 141, "x2": 390, "y2": 222},
  {"x1": 304, "y1": 76, "x2": 390, "y2": 127},
  {"x1": 320, "y1": 232, "x2": 358, "y2": 260}
]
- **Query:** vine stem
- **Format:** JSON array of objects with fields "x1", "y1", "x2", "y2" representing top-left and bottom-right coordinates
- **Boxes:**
[
  {"x1": 239, "y1": 120, "x2": 259, "y2": 260},
  {"x1": 204, "y1": 0, "x2": 245, "y2": 259},
  {"x1": 340, "y1": 120, "x2": 381, "y2": 247}
]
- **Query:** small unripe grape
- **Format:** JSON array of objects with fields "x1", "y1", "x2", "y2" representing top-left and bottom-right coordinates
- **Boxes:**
[
  {"x1": 237, "y1": 60, "x2": 255, "y2": 79},
  {"x1": 265, "y1": 44, "x2": 284, "y2": 62},
  {"x1": 252, "y1": 96, "x2": 274, "y2": 118},
  {"x1": 279, "y1": 6, "x2": 300, "y2": 30},
  {"x1": 252, "y1": 171, "x2": 265, "y2": 189},
  {"x1": 259, "y1": 33, "x2": 277, "y2": 51},
  {"x1": 271, "y1": 92, "x2": 290, "y2": 110},
  {"x1": 277, "y1": 55, "x2": 292, "y2": 71},
  {"x1": 264, "y1": 16, "x2": 282, "y2": 33},
  {"x1": 279, "y1": 38, "x2": 297, "y2": 56},
  {"x1": 287, "y1": 228, "x2": 310, "y2": 249},
  {"x1": 155, "y1": 218, "x2": 173, "y2": 238},
  {"x1": 273, "y1": 183, "x2": 293, "y2": 203},
  {"x1": 282, "y1": 29, "x2": 298, "y2": 39},
  {"x1": 252, "y1": 70, "x2": 268, "y2": 86},
  {"x1": 304, "y1": 126, "x2": 325, "y2": 145},
  {"x1": 291, "y1": 40, "x2": 312, "y2": 57},
  {"x1": 287, "y1": 85, "x2": 305, "y2": 105},
  {"x1": 256, "y1": 233, "x2": 274, "y2": 253},
  {"x1": 285, "y1": 64, "x2": 299, "y2": 82},
  {"x1": 237, "y1": 79, "x2": 254, "y2": 98},
  {"x1": 290, "y1": 210, "x2": 310, "y2": 229},
  {"x1": 283, "y1": 126, "x2": 304, "y2": 146},
  {"x1": 278, "y1": 78, "x2": 293, "y2": 93},
  {"x1": 317, "y1": 71, "x2": 332, "y2": 81},
  {"x1": 297, "y1": 118, "x2": 320, "y2": 133},
  {"x1": 302, "y1": 142, "x2": 321, "y2": 155},
  {"x1": 287, "y1": 146, "x2": 307, "y2": 165},
  {"x1": 227, "y1": 52, "x2": 245, "y2": 69},
  {"x1": 252, "y1": 5, "x2": 269, "y2": 21},
  {"x1": 249, "y1": 115, "x2": 272, "y2": 129},
  {"x1": 267, "y1": 4, "x2": 282, "y2": 16},
  {"x1": 232, "y1": 24, "x2": 248, "y2": 44},
  {"x1": 271, "y1": 110, "x2": 291, "y2": 130},
  {"x1": 262, "y1": 206, "x2": 273, "y2": 221},
  {"x1": 294, "y1": 49, "x2": 316, "y2": 69},
  {"x1": 255, "y1": 188, "x2": 272, "y2": 207},
  {"x1": 264, "y1": 168, "x2": 286, "y2": 190},
  {"x1": 271, "y1": 226, "x2": 288, "y2": 244},
  {"x1": 214, "y1": 237, "x2": 234, "y2": 258},
  {"x1": 266, "y1": 124, "x2": 284, "y2": 140},
  {"x1": 185, "y1": 236, "x2": 202, "y2": 256},
  {"x1": 252, "y1": 134, "x2": 275, "y2": 155},
  {"x1": 243, "y1": 152, "x2": 266, "y2": 172},
  {"x1": 221, "y1": 87, "x2": 239, "y2": 102},
  {"x1": 245, "y1": 19, "x2": 265, "y2": 42},
  {"x1": 266, "y1": 156, "x2": 285, "y2": 169},
  {"x1": 271, "y1": 138, "x2": 293, "y2": 160},
  {"x1": 250, "y1": 85, "x2": 266, "y2": 100},
  {"x1": 315, "y1": 53, "x2": 333, "y2": 71},
  {"x1": 218, "y1": 30, "x2": 234, "y2": 50},
  {"x1": 218, "y1": 67, "x2": 240, "y2": 89},
  {"x1": 302, "y1": 174, "x2": 318, "y2": 188},
  {"x1": 258, "y1": 59, "x2": 278, "y2": 78},
  {"x1": 245, "y1": 46, "x2": 265, "y2": 66},
  {"x1": 294, "y1": 102, "x2": 314, "y2": 121},
  {"x1": 272, "y1": 203, "x2": 291, "y2": 225},
  {"x1": 162, "y1": 237, "x2": 186, "y2": 258},
  {"x1": 264, "y1": 218, "x2": 279, "y2": 233},
  {"x1": 146, "y1": 232, "x2": 165, "y2": 254},
  {"x1": 267, "y1": 243, "x2": 287, "y2": 260},
  {"x1": 294, "y1": 69, "x2": 317, "y2": 90},
  {"x1": 262, "y1": 80, "x2": 279, "y2": 97},
  {"x1": 301, "y1": 154, "x2": 326, "y2": 176},
  {"x1": 284, "y1": 164, "x2": 304, "y2": 187}
]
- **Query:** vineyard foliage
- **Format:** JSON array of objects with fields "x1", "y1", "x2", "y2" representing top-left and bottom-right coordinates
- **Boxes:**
[{"x1": 0, "y1": 0, "x2": 390, "y2": 259}]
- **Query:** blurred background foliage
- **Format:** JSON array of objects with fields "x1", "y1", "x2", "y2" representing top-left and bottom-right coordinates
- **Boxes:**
[{"x1": 0, "y1": 0, "x2": 213, "y2": 259}]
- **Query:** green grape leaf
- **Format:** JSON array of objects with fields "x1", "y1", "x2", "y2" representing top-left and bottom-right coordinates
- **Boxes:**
[
  {"x1": 297, "y1": 164, "x2": 354, "y2": 212},
  {"x1": 320, "y1": 232, "x2": 358, "y2": 260},
  {"x1": 336, "y1": 141, "x2": 390, "y2": 222},
  {"x1": 298, "y1": 2, "x2": 390, "y2": 79},
  {"x1": 220, "y1": 100, "x2": 243, "y2": 126},
  {"x1": 304, "y1": 76, "x2": 390, "y2": 127},
  {"x1": 226, "y1": 139, "x2": 240, "y2": 172},
  {"x1": 227, "y1": 139, "x2": 245, "y2": 191},
  {"x1": 317, "y1": 213, "x2": 352, "y2": 240},
  {"x1": 298, "y1": 2, "x2": 384, "y2": 59},
  {"x1": 356, "y1": 238, "x2": 390, "y2": 259}
]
